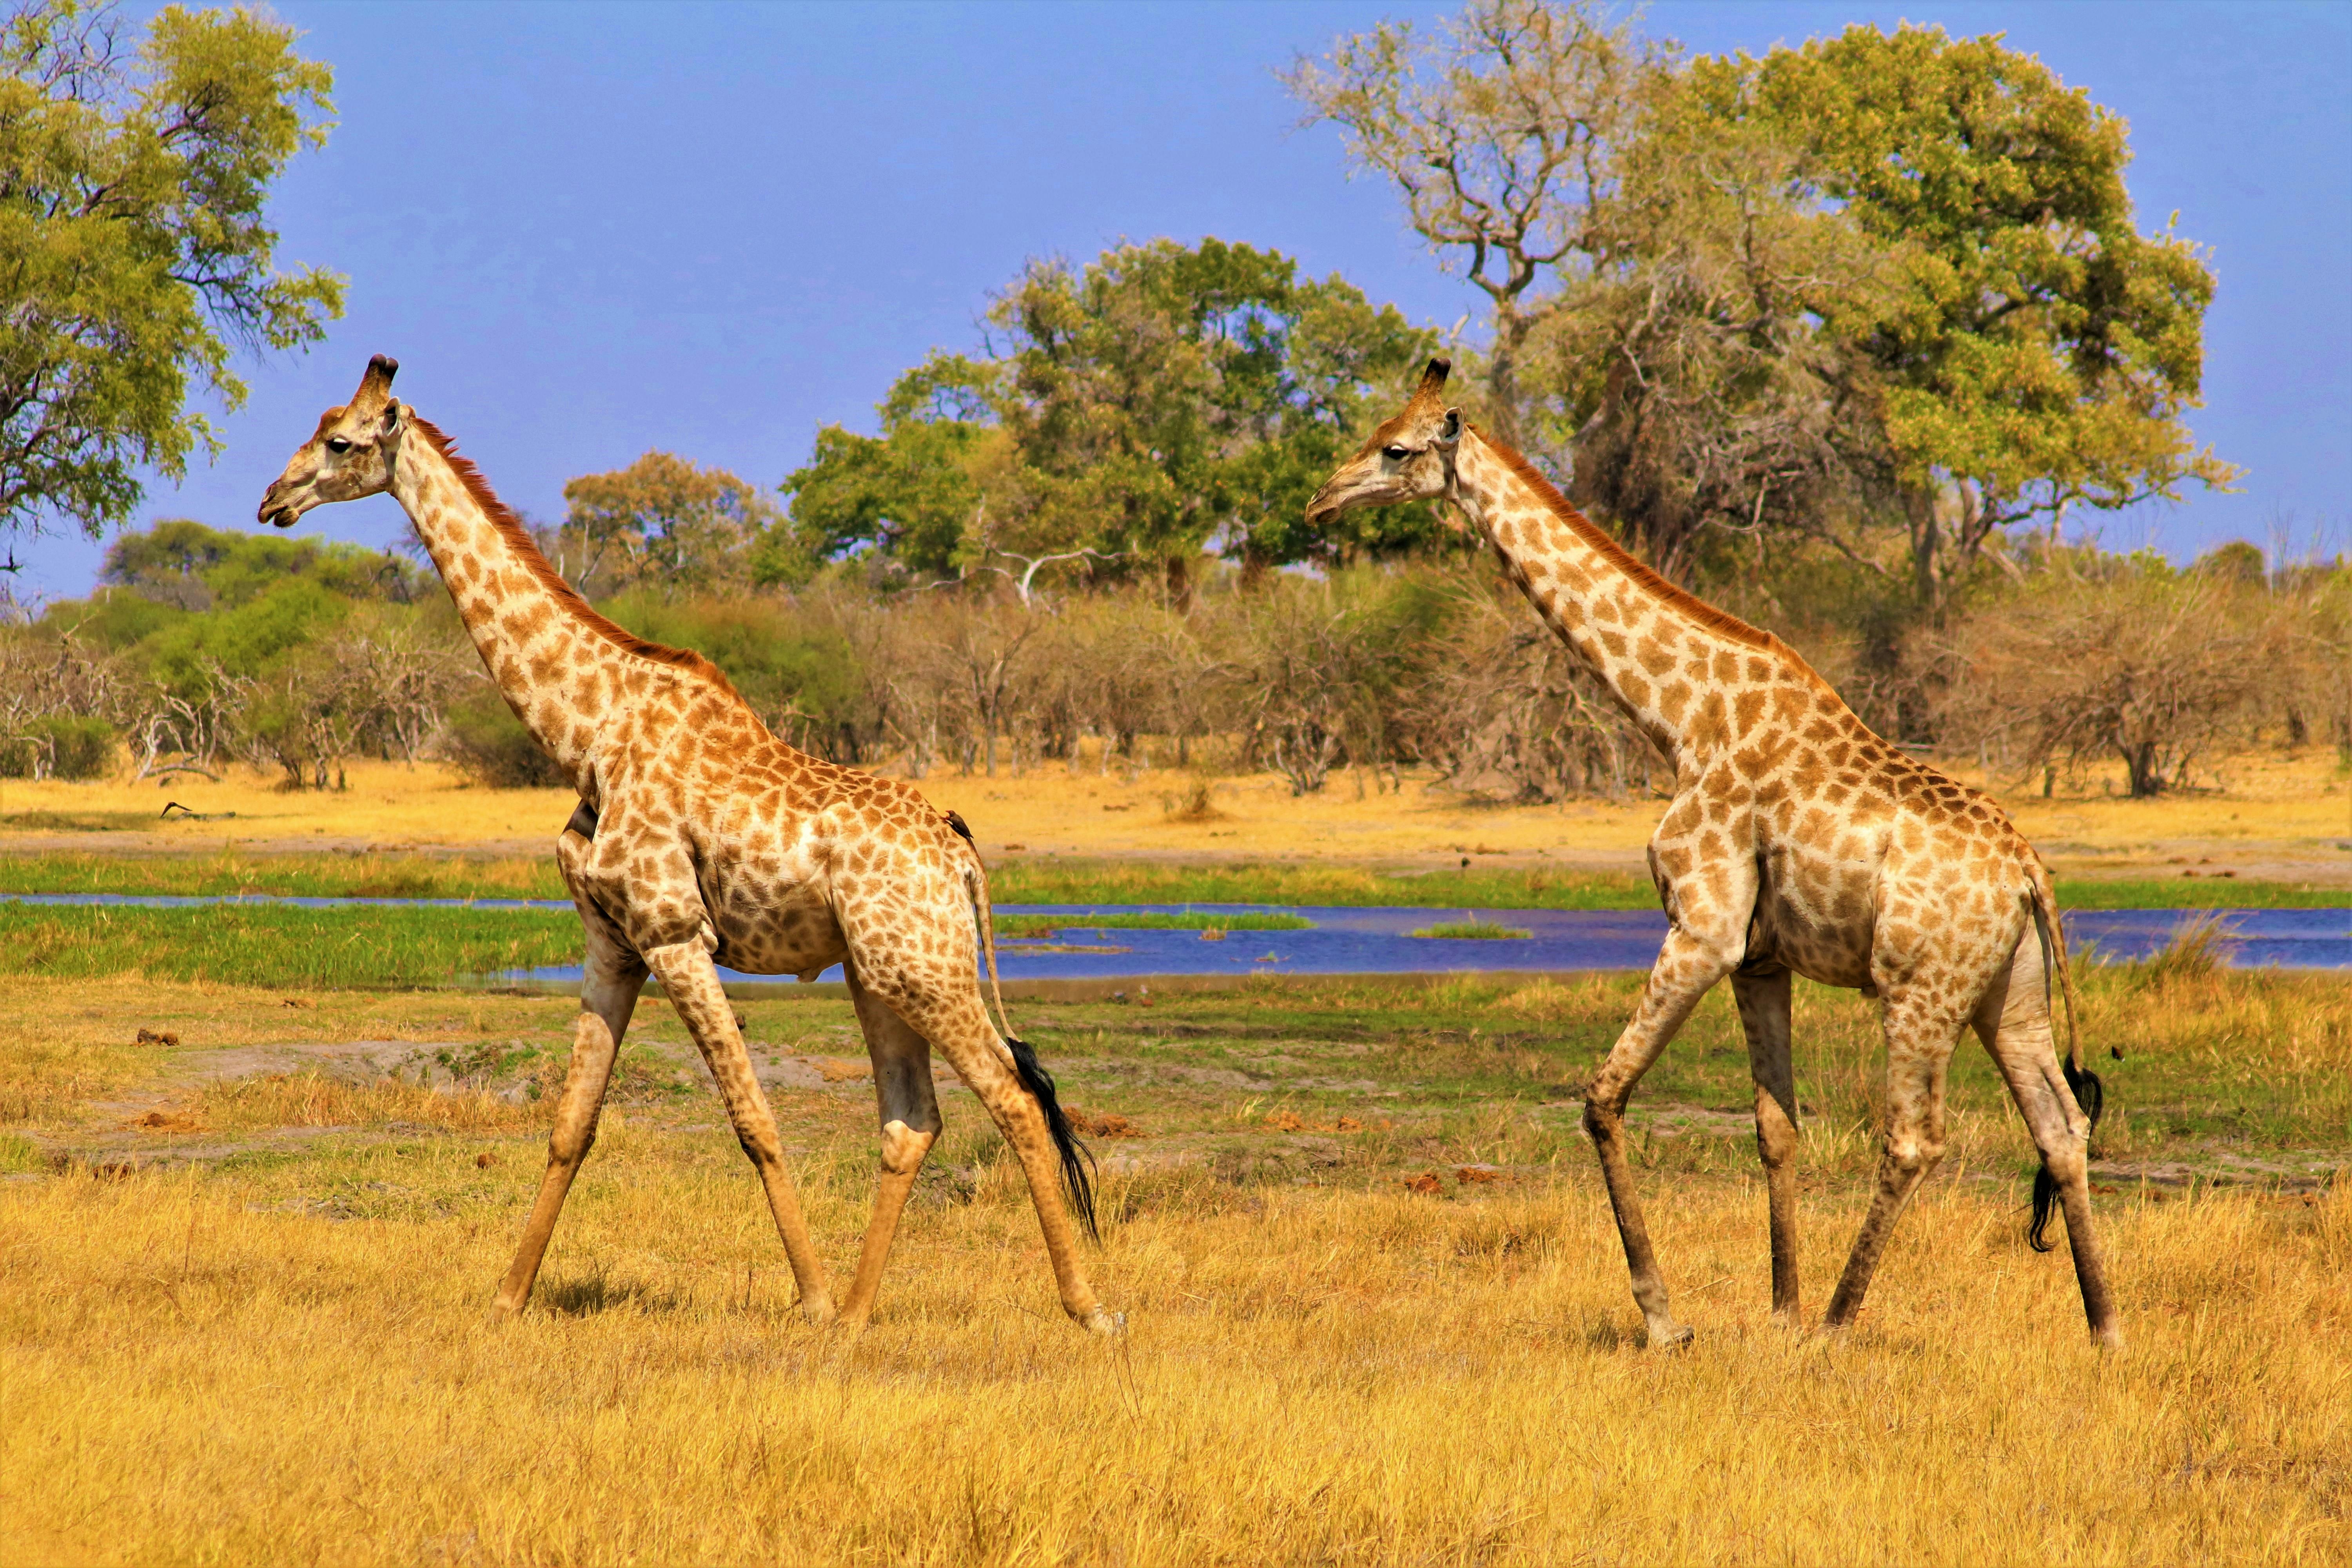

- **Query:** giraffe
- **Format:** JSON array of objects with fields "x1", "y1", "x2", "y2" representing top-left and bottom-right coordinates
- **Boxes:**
[
  {"x1": 1307, "y1": 361, "x2": 2119, "y2": 1348},
  {"x1": 257, "y1": 356, "x2": 1119, "y2": 1335}
]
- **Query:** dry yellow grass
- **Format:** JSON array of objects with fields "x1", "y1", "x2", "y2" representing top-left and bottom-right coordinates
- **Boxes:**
[
  {"x1": 1, "y1": 1150, "x2": 2346, "y2": 1566},
  {"x1": 4, "y1": 965, "x2": 2349, "y2": 1563},
  {"x1": 6, "y1": 748, "x2": 2348, "y2": 877}
]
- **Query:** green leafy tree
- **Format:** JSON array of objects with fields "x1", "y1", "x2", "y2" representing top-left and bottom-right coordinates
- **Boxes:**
[
  {"x1": 781, "y1": 416, "x2": 990, "y2": 582},
  {"x1": 1726, "y1": 25, "x2": 2234, "y2": 607},
  {"x1": 1532, "y1": 71, "x2": 1902, "y2": 584},
  {"x1": 784, "y1": 238, "x2": 1437, "y2": 595},
  {"x1": 101, "y1": 516, "x2": 421, "y2": 608},
  {"x1": 138, "y1": 573, "x2": 343, "y2": 702},
  {"x1": 0, "y1": 0, "x2": 342, "y2": 564},
  {"x1": 557, "y1": 450, "x2": 787, "y2": 596}
]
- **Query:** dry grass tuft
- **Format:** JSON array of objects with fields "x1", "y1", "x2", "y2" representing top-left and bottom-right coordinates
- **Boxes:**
[
  {"x1": 196, "y1": 1070, "x2": 547, "y2": 1134},
  {"x1": 2134, "y1": 909, "x2": 2243, "y2": 985}
]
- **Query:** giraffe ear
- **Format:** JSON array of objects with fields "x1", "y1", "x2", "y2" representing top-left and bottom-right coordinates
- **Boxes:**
[{"x1": 1436, "y1": 408, "x2": 1462, "y2": 446}]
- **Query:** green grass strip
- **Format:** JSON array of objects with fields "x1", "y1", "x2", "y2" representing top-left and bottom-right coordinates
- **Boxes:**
[
  {"x1": 0, "y1": 901, "x2": 581, "y2": 990},
  {"x1": 1409, "y1": 919, "x2": 1535, "y2": 940},
  {"x1": 994, "y1": 911, "x2": 1312, "y2": 935},
  {"x1": 2051, "y1": 877, "x2": 2348, "y2": 910},
  {"x1": 1, "y1": 849, "x2": 2341, "y2": 911},
  {"x1": 0, "y1": 849, "x2": 566, "y2": 901}
]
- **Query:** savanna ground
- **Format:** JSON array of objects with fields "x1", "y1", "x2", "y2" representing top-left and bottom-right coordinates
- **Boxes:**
[{"x1": 2, "y1": 755, "x2": 2348, "y2": 1563}]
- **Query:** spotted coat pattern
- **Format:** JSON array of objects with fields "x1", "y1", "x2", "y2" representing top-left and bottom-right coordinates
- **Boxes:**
[
  {"x1": 258, "y1": 357, "x2": 1114, "y2": 1333},
  {"x1": 1305, "y1": 361, "x2": 2119, "y2": 1347}
]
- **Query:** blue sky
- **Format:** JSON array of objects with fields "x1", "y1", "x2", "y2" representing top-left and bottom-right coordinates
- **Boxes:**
[{"x1": 12, "y1": 0, "x2": 2347, "y2": 602}]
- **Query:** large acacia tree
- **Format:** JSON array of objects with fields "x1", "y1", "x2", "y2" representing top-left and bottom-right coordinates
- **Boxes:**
[
  {"x1": 1745, "y1": 27, "x2": 2231, "y2": 608},
  {"x1": 1284, "y1": 0, "x2": 1653, "y2": 451},
  {"x1": 0, "y1": 1, "x2": 343, "y2": 568}
]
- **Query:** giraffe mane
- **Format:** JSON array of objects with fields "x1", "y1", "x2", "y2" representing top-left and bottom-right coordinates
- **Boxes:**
[
  {"x1": 411, "y1": 417, "x2": 742, "y2": 701},
  {"x1": 1473, "y1": 427, "x2": 1784, "y2": 656}
]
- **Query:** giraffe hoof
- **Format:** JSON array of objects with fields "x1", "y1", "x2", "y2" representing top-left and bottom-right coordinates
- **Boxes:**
[
  {"x1": 1644, "y1": 1322, "x2": 1695, "y2": 1350},
  {"x1": 798, "y1": 1295, "x2": 837, "y2": 1327},
  {"x1": 1076, "y1": 1307, "x2": 1125, "y2": 1337}
]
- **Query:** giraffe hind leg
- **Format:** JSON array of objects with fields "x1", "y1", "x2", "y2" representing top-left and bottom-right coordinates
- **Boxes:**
[
  {"x1": 1732, "y1": 966, "x2": 1802, "y2": 1323},
  {"x1": 1973, "y1": 936, "x2": 2122, "y2": 1347},
  {"x1": 868, "y1": 977, "x2": 1116, "y2": 1334},
  {"x1": 838, "y1": 973, "x2": 941, "y2": 1326},
  {"x1": 1822, "y1": 990, "x2": 1963, "y2": 1330}
]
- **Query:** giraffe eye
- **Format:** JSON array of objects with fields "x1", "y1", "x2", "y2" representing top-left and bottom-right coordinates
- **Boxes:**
[
  {"x1": 326, "y1": 437, "x2": 352, "y2": 455},
  {"x1": 1383, "y1": 445, "x2": 1410, "y2": 461}
]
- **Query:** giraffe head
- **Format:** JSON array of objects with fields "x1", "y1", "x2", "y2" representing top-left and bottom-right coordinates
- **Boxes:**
[
  {"x1": 1304, "y1": 358, "x2": 1461, "y2": 527},
  {"x1": 256, "y1": 355, "x2": 410, "y2": 528}
]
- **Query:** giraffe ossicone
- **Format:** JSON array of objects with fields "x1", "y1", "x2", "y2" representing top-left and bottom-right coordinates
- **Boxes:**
[
  {"x1": 1309, "y1": 358, "x2": 2121, "y2": 1348},
  {"x1": 259, "y1": 355, "x2": 1118, "y2": 1335}
]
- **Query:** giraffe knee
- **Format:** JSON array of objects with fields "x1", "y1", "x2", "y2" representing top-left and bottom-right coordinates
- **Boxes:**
[
  {"x1": 1882, "y1": 1128, "x2": 1944, "y2": 1176},
  {"x1": 548, "y1": 1111, "x2": 598, "y2": 1167},
  {"x1": 1754, "y1": 1103, "x2": 1799, "y2": 1167},
  {"x1": 879, "y1": 1119, "x2": 935, "y2": 1176},
  {"x1": 731, "y1": 1122, "x2": 784, "y2": 1165},
  {"x1": 2041, "y1": 1143, "x2": 2088, "y2": 1187}
]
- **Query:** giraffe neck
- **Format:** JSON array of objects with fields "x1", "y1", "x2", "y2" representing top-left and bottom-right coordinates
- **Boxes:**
[
  {"x1": 392, "y1": 429, "x2": 635, "y2": 793},
  {"x1": 1450, "y1": 430, "x2": 1790, "y2": 771}
]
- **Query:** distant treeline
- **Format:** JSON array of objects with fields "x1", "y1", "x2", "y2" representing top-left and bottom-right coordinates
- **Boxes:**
[{"x1": 4, "y1": 515, "x2": 2343, "y2": 803}]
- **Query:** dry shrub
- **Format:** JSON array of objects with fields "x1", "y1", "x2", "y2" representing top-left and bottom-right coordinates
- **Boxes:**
[
  {"x1": 1160, "y1": 775, "x2": 1223, "y2": 821},
  {"x1": 1926, "y1": 563, "x2": 2300, "y2": 795}
]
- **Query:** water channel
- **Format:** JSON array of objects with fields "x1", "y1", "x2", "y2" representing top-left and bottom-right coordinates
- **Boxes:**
[{"x1": 13, "y1": 894, "x2": 2348, "y2": 979}]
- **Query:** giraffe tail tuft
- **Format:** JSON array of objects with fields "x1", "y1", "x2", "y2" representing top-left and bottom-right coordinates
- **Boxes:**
[
  {"x1": 2026, "y1": 878, "x2": 2103, "y2": 1253},
  {"x1": 1007, "y1": 1033, "x2": 1100, "y2": 1243}
]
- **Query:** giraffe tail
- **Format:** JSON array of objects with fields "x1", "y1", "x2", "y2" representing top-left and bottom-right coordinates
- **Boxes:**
[
  {"x1": 2025, "y1": 873, "x2": 2102, "y2": 1253},
  {"x1": 945, "y1": 811, "x2": 1099, "y2": 1242}
]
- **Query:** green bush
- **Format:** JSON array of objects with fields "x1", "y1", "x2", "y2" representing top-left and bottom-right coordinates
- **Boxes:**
[
  {"x1": 437, "y1": 690, "x2": 567, "y2": 788},
  {"x1": 0, "y1": 716, "x2": 117, "y2": 780}
]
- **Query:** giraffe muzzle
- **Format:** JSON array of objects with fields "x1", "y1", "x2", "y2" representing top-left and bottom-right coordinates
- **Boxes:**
[{"x1": 257, "y1": 482, "x2": 302, "y2": 529}]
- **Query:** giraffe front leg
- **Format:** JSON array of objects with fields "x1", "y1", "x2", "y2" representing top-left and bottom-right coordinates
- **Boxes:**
[
  {"x1": 493, "y1": 1010, "x2": 621, "y2": 1316},
  {"x1": 838, "y1": 974, "x2": 942, "y2": 1327},
  {"x1": 1733, "y1": 967, "x2": 1803, "y2": 1324},
  {"x1": 645, "y1": 940, "x2": 836, "y2": 1323},
  {"x1": 1586, "y1": 924, "x2": 1740, "y2": 1347},
  {"x1": 1822, "y1": 992, "x2": 1964, "y2": 1331},
  {"x1": 492, "y1": 829, "x2": 644, "y2": 1317}
]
